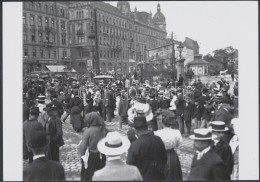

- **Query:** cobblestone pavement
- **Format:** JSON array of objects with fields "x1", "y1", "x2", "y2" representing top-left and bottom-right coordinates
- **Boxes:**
[{"x1": 60, "y1": 115, "x2": 195, "y2": 181}]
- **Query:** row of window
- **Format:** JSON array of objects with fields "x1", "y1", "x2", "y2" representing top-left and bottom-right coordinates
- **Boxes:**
[
  {"x1": 23, "y1": 13, "x2": 67, "y2": 32},
  {"x1": 24, "y1": 48, "x2": 68, "y2": 58},
  {"x1": 23, "y1": 32, "x2": 67, "y2": 45},
  {"x1": 24, "y1": 2, "x2": 66, "y2": 17}
]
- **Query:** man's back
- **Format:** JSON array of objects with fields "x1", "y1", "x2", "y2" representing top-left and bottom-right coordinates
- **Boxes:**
[
  {"x1": 127, "y1": 132, "x2": 167, "y2": 180},
  {"x1": 23, "y1": 157, "x2": 65, "y2": 181},
  {"x1": 93, "y1": 159, "x2": 142, "y2": 181},
  {"x1": 188, "y1": 149, "x2": 228, "y2": 180}
]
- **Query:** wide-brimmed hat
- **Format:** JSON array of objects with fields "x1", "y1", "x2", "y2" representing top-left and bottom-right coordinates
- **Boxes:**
[
  {"x1": 213, "y1": 87, "x2": 220, "y2": 93},
  {"x1": 97, "y1": 131, "x2": 130, "y2": 156},
  {"x1": 209, "y1": 121, "x2": 229, "y2": 132},
  {"x1": 190, "y1": 128, "x2": 214, "y2": 140}
]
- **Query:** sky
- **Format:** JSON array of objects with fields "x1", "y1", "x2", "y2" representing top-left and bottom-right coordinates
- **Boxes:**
[{"x1": 107, "y1": 1, "x2": 257, "y2": 55}]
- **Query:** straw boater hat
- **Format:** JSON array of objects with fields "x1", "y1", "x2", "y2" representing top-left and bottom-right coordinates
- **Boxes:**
[
  {"x1": 37, "y1": 95, "x2": 46, "y2": 104},
  {"x1": 209, "y1": 121, "x2": 229, "y2": 132},
  {"x1": 190, "y1": 128, "x2": 214, "y2": 140},
  {"x1": 97, "y1": 132, "x2": 130, "y2": 156}
]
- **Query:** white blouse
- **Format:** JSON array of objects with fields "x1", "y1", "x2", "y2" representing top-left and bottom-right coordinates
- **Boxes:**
[{"x1": 155, "y1": 128, "x2": 182, "y2": 150}]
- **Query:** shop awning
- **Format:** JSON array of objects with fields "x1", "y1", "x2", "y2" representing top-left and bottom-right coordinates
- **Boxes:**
[{"x1": 46, "y1": 65, "x2": 76, "y2": 73}]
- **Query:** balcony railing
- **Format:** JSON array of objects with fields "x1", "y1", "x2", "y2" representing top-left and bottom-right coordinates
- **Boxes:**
[{"x1": 77, "y1": 29, "x2": 85, "y2": 36}]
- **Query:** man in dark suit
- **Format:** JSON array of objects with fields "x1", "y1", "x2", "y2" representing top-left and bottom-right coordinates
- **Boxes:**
[
  {"x1": 44, "y1": 104, "x2": 64, "y2": 162},
  {"x1": 127, "y1": 116, "x2": 167, "y2": 180},
  {"x1": 23, "y1": 107, "x2": 44, "y2": 164},
  {"x1": 188, "y1": 128, "x2": 228, "y2": 180},
  {"x1": 23, "y1": 129, "x2": 65, "y2": 181},
  {"x1": 211, "y1": 121, "x2": 234, "y2": 179}
]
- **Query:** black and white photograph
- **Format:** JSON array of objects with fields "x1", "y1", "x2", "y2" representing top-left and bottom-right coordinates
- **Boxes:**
[{"x1": 2, "y1": 1, "x2": 259, "y2": 181}]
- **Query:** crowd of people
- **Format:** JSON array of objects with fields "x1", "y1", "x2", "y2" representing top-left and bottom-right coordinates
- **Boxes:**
[{"x1": 23, "y1": 73, "x2": 239, "y2": 181}]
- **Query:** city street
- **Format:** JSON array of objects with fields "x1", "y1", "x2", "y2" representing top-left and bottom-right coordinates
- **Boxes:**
[{"x1": 23, "y1": 75, "x2": 236, "y2": 180}]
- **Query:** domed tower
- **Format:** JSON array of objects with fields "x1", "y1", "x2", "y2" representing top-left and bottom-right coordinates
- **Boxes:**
[
  {"x1": 117, "y1": 1, "x2": 131, "y2": 14},
  {"x1": 153, "y1": 3, "x2": 166, "y2": 31}
]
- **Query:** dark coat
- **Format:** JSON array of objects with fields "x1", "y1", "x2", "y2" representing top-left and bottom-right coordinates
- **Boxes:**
[
  {"x1": 23, "y1": 119, "x2": 44, "y2": 160},
  {"x1": 187, "y1": 149, "x2": 228, "y2": 180},
  {"x1": 23, "y1": 157, "x2": 65, "y2": 181},
  {"x1": 69, "y1": 96, "x2": 84, "y2": 112},
  {"x1": 214, "y1": 107, "x2": 233, "y2": 126},
  {"x1": 175, "y1": 95, "x2": 185, "y2": 116},
  {"x1": 127, "y1": 132, "x2": 167, "y2": 180},
  {"x1": 148, "y1": 98, "x2": 159, "y2": 114},
  {"x1": 118, "y1": 99, "x2": 129, "y2": 117},
  {"x1": 183, "y1": 102, "x2": 194, "y2": 121},
  {"x1": 47, "y1": 116, "x2": 64, "y2": 147},
  {"x1": 212, "y1": 140, "x2": 234, "y2": 178},
  {"x1": 50, "y1": 100, "x2": 64, "y2": 118}
]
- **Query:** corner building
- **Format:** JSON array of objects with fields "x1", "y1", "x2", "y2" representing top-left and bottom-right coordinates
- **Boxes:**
[
  {"x1": 68, "y1": 1, "x2": 167, "y2": 74},
  {"x1": 23, "y1": 1, "x2": 71, "y2": 74}
]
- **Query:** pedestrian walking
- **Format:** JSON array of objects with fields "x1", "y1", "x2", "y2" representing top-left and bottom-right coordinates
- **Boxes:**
[
  {"x1": 211, "y1": 121, "x2": 234, "y2": 179},
  {"x1": 69, "y1": 89, "x2": 84, "y2": 132},
  {"x1": 154, "y1": 110, "x2": 183, "y2": 180},
  {"x1": 78, "y1": 112, "x2": 108, "y2": 181},
  {"x1": 93, "y1": 132, "x2": 142, "y2": 181},
  {"x1": 127, "y1": 116, "x2": 167, "y2": 180},
  {"x1": 44, "y1": 104, "x2": 64, "y2": 162},
  {"x1": 23, "y1": 107, "x2": 44, "y2": 164},
  {"x1": 188, "y1": 128, "x2": 228, "y2": 180},
  {"x1": 23, "y1": 129, "x2": 65, "y2": 181},
  {"x1": 118, "y1": 90, "x2": 129, "y2": 129}
]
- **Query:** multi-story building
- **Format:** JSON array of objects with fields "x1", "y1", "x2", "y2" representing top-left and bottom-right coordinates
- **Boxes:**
[
  {"x1": 23, "y1": 1, "x2": 71, "y2": 74},
  {"x1": 68, "y1": 1, "x2": 167, "y2": 74}
]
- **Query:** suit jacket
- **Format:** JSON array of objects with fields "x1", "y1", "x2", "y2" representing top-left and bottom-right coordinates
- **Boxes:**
[
  {"x1": 93, "y1": 159, "x2": 143, "y2": 181},
  {"x1": 188, "y1": 149, "x2": 228, "y2": 180},
  {"x1": 212, "y1": 139, "x2": 234, "y2": 178},
  {"x1": 214, "y1": 107, "x2": 233, "y2": 126},
  {"x1": 175, "y1": 95, "x2": 185, "y2": 116},
  {"x1": 47, "y1": 116, "x2": 64, "y2": 147},
  {"x1": 127, "y1": 132, "x2": 167, "y2": 180},
  {"x1": 183, "y1": 102, "x2": 194, "y2": 121},
  {"x1": 23, "y1": 157, "x2": 65, "y2": 181}
]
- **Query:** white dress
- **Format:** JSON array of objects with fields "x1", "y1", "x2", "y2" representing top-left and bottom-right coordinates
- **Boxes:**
[{"x1": 154, "y1": 128, "x2": 182, "y2": 150}]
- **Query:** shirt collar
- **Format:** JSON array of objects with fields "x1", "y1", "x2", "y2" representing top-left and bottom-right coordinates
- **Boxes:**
[
  {"x1": 33, "y1": 154, "x2": 45, "y2": 160},
  {"x1": 107, "y1": 156, "x2": 121, "y2": 161},
  {"x1": 196, "y1": 146, "x2": 211, "y2": 160}
]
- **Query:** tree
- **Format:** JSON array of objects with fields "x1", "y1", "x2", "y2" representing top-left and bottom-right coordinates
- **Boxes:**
[
  {"x1": 203, "y1": 53, "x2": 213, "y2": 61},
  {"x1": 211, "y1": 46, "x2": 238, "y2": 72}
]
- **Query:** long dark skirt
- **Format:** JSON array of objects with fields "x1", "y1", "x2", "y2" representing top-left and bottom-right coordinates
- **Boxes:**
[
  {"x1": 165, "y1": 148, "x2": 183, "y2": 180},
  {"x1": 81, "y1": 152, "x2": 106, "y2": 181},
  {"x1": 70, "y1": 112, "x2": 83, "y2": 132}
]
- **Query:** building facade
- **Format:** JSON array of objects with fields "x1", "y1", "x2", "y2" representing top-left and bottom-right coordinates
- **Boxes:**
[
  {"x1": 23, "y1": 1, "x2": 71, "y2": 74},
  {"x1": 68, "y1": 1, "x2": 167, "y2": 74}
]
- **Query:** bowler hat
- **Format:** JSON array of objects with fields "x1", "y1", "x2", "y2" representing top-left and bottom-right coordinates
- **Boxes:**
[
  {"x1": 30, "y1": 107, "x2": 40, "y2": 115},
  {"x1": 133, "y1": 116, "x2": 147, "y2": 129}
]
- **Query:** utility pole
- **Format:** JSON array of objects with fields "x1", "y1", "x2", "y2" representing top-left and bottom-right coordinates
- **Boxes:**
[
  {"x1": 94, "y1": 8, "x2": 100, "y2": 75},
  {"x1": 171, "y1": 32, "x2": 176, "y2": 81}
]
